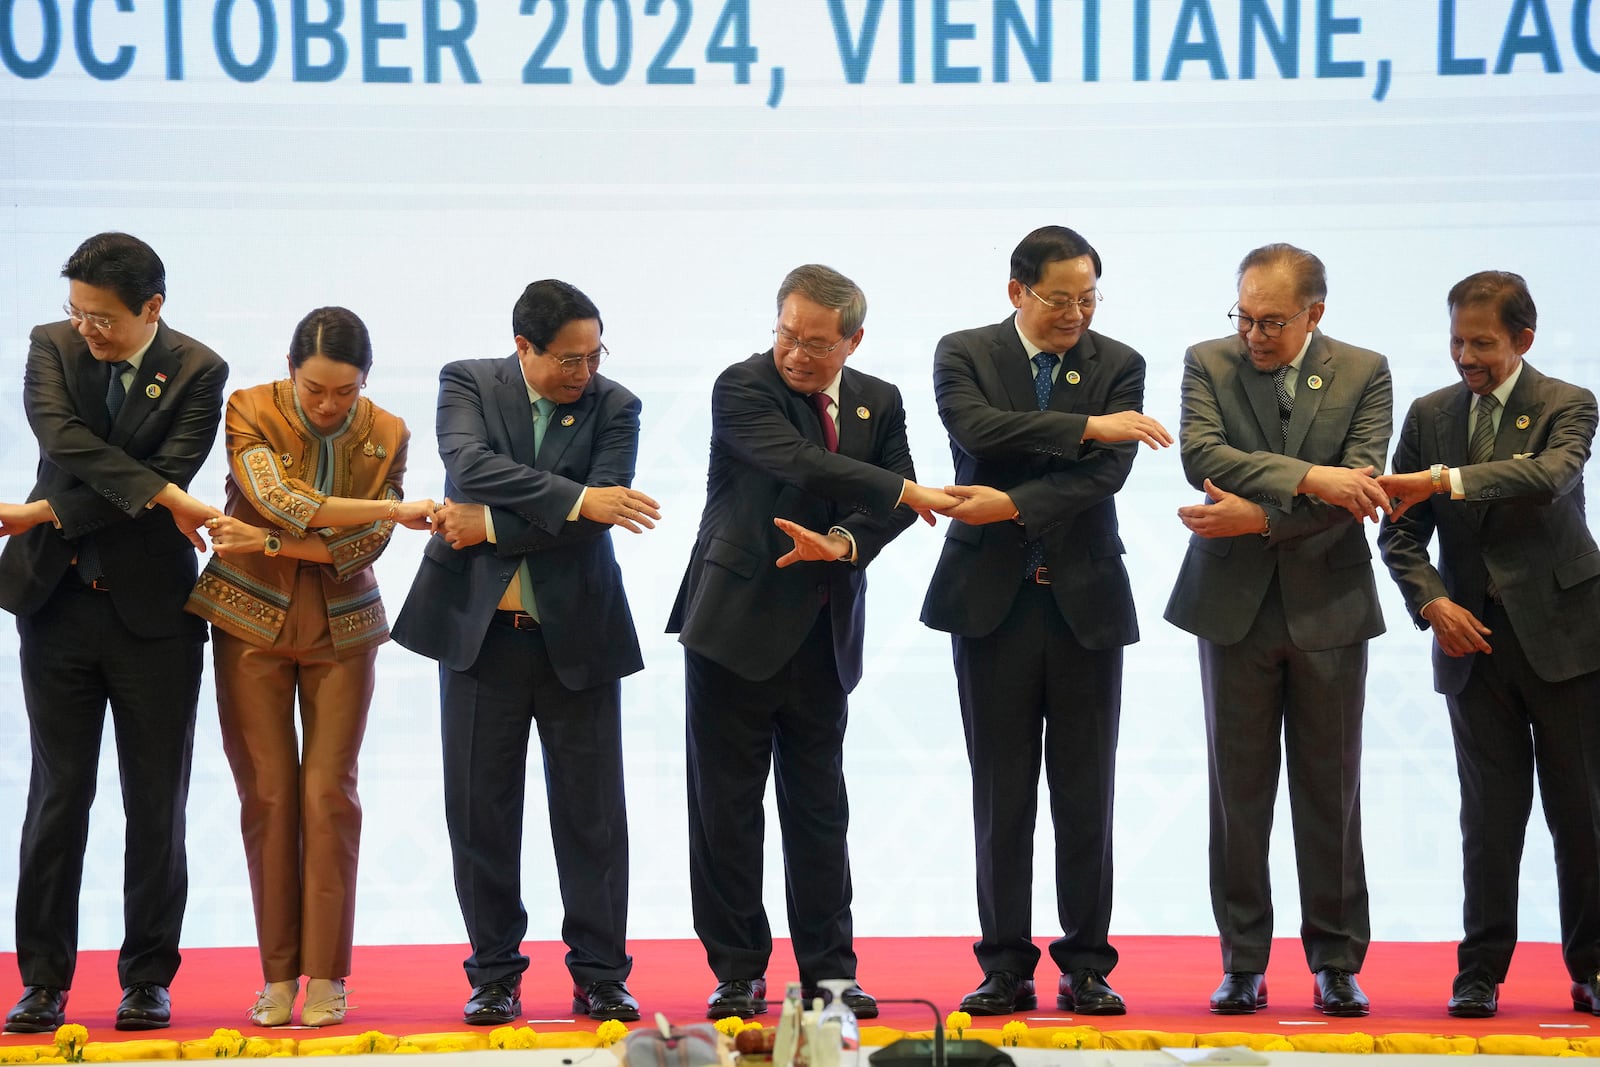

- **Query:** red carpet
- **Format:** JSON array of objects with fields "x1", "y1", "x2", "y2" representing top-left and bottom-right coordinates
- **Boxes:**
[{"x1": 1, "y1": 936, "x2": 1593, "y2": 1046}]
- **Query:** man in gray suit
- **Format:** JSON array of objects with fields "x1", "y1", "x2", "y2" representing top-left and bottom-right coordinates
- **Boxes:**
[
  {"x1": 1164, "y1": 243, "x2": 1392, "y2": 1017},
  {"x1": 1377, "y1": 271, "x2": 1600, "y2": 1019}
]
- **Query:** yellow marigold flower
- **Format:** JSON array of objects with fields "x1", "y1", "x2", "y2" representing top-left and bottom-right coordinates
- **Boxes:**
[
  {"x1": 33, "y1": 1059, "x2": 68, "y2": 1065},
  {"x1": 1000, "y1": 1021, "x2": 1028, "y2": 1047},
  {"x1": 433, "y1": 1038, "x2": 466, "y2": 1053},
  {"x1": 596, "y1": 1020, "x2": 629, "y2": 1047},
  {"x1": 52, "y1": 1025, "x2": 89, "y2": 1050},
  {"x1": 944, "y1": 1011, "x2": 971, "y2": 1038},
  {"x1": 712, "y1": 1017, "x2": 744, "y2": 1039},
  {"x1": 488, "y1": 1026, "x2": 518, "y2": 1050}
]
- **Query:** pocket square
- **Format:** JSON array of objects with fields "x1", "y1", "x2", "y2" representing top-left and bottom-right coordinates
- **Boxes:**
[{"x1": 1513, "y1": 452, "x2": 1536, "y2": 460}]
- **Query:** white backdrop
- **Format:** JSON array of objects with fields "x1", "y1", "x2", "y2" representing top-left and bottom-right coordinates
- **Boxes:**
[{"x1": 2, "y1": 0, "x2": 1598, "y2": 959}]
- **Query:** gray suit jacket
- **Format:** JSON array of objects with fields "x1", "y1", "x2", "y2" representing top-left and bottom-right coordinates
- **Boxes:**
[
  {"x1": 1376, "y1": 362, "x2": 1600, "y2": 692},
  {"x1": 1164, "y1": 330, "x2": 1391, "y2": 650}
]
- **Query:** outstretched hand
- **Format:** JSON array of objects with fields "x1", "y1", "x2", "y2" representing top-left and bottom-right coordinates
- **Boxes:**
[{"x1": 773, "y1": 516, "x2": 850, "y2": 568}]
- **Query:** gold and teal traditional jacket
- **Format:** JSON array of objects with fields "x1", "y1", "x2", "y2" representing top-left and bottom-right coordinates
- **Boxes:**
[{"x1": 185, "y1": 379, "x2": 409, "y2": 655}]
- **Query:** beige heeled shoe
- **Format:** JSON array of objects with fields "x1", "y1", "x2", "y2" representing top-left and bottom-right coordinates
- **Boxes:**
[
  {"x1": 248, "y1": 980, "x2": 298, "y2": 1027},
  {"x1": 301, "y1": 978, "x2": 348, "y2": 1027}
]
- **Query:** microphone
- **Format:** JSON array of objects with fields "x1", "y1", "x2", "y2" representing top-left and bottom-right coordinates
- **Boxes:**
[{"x1": 866, "y1": 998, "x2": 1015, "y2": 1067}]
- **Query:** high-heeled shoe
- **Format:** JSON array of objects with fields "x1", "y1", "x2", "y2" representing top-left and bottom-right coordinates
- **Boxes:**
[
  {"x1": 301, "y1": 978, "x2": 348, "y2": 1027},
  {"x1": 248, "y1": 980, "x2": 298, "y2": 1027}
]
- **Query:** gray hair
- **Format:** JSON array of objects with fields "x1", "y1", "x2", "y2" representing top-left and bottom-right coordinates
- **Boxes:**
[
  {"x1": 776, "y1": 264, "x2": 867, "y2": 337},
  {"x1": 1237, "y1": 243, "x2": 1328, "y2": 305}
]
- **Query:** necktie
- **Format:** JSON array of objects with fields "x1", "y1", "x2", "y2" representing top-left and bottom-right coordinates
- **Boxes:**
[
  {"x1": 518, "y1": 397, "x2": 559, "y2": 622},
  {"x1": 106, "y1": 363, "x2": 127, "y2": 421},
  {"x1": 1272, "y1": 366, "x2": 1293, "y2": 449},
  {"x1": 811, "y1": 392, "x2": 838, "y2": 452},
  {"x1": 1023, "y1": 353, "x2": 1060, "y2": 578},
  {"x1": 1470, "y1": 394, "x2": 1499, "y2": 465}
]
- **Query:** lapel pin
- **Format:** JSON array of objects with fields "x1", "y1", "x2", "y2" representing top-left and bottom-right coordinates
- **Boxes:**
[
  {"x1": 144, "y1": 383, "x2": 161, "y2": 399},
  {"x1": 375, "y1": 444, "x2": 387, "y2": 458},
  {"x1": 855, "y1": 405, "x2": 870, "y2": 420},
  {"x1": 1064, "y1": 370, "x2": 1081, "y2": 385},
  {"x1": 1306, "y1": 374, "x2": 1324, "y2": 390},
  {"x1": 280, "y1": 452, "x2": 294, "y2": 468},
  {"x1": 561, "y1": 414, "x2": 576, "y2": 427},
  {"x1": 363, "y1": 441, "x2": 376, "y2": 456},
  {"x1": 1516, "y1": 414, "x2": 1530, "y2": 430}
]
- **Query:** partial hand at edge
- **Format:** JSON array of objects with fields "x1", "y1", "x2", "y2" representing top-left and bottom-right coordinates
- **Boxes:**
[
  {"x1": 580, "y1": 485, "x2": 662, "y2": 534},
  {"x1": 0, "y1": 500, "x2": 54, "y2": 538}
]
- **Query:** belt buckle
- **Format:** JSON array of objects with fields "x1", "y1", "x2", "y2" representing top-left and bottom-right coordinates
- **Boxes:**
[
  {"x1": 1033, "y1": 566, "x2": 1050, "y2": 586},
  {"x1": 89, "y1": 577, "x2": 110, "y2": 592},
  {"x1": 509, "y1": 612, "x2": 539, "y2": 630}
]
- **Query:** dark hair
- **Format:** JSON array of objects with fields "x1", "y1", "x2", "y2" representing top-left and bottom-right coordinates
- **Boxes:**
[
  {"x1": 1237, "y1": 243, "x2": 1328, "y2": 304},
  {"x1": 61, "y1": 232, "x2": 166, "y2": 314},
  {"x1": 288, "y1": 306, "x2": 373, "y2": 372},
  {"x1": 1010, "y1": 226, "x2": 1103, "y2": 287},
  {"x1": 513, "y1": 279, "x2": 602, "y2": 349},
  {"x1": 1448, "y1": 271, "x2": 1537, "y2": 336},
  {"x1": 776, "y1": 264, "x2": 868, "y2": 336}
]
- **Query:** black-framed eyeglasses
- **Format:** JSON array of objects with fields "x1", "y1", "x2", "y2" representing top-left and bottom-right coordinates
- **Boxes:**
[
  {"x1": 540, "y1": 344, "x2": 608, "y2": 374},
  {"x1": 63, "y1": 302, "x2": 116, "y2": 332},
  {"x1": 773, "y1": 325, "x2": 845, "y2": 358},
  {"x1": 1022, "y1": 284, "x2": 1101, "y2": 314},
  {"x1": 1228, "y1": 304, "x2": 1312, "y2": 339}
]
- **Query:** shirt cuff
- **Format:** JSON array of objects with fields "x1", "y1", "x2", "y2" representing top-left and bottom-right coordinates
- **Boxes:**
[
  {"x1": 827, "y1": 525, "x2": 858, "y2": 564},
  {"x1": 1448, "y1": 466, "x2": 1466, "y2": 500},
  {"x1": 483, "y1": 505, "x2": 497, "y2": 544},
  {"x1": 568, "y1": 488, "x2": 586, "y2": 522}
]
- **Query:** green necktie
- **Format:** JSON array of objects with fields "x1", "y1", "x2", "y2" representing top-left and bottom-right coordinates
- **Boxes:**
[{"x1": 518, "y1": 398, "x2": 557, "y2": 621}]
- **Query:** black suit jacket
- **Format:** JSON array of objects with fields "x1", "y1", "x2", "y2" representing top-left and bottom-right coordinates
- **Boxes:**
[
  {"x1": 1378, "y1": 362, "x2": 1600, "y2": 692},
  {"x1": 391, "y1": 355, "x2": 643, "y2": 689},
  {"x1": 666, "y1": 351, "x2": 918, "y2": 691},
  {"x1": 920, "y1": 317, "x2": 1142, "y2": 648},
  {"x1": 0, "y1": 319, "x2": 227, "y2": 637}
]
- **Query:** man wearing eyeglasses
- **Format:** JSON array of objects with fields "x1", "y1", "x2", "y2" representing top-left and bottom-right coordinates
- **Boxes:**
[
  {"x1": 392, "y1": 278, "x2": 658, "y2": 1027},
  {"x1": 1164, "y1": 243, "x2": 1392, "y2": 1017},
  {"x1": 919, "y1": 225, "x2": 1171, "y2": 1019},
  {"x1": 668, "y1": 264, "x2": 956, "y2": 1020},
  {"x1": 0, "y1": 233, "x2": 227, "y2": 1033}
]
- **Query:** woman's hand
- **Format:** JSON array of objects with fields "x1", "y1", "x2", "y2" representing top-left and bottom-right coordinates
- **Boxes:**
[
  {"x1": 205, "y1": 515, "x2": 268, "y2": 555},
  {"x1": 393, "y1": 498, "x2": 436, "y2": 530}
]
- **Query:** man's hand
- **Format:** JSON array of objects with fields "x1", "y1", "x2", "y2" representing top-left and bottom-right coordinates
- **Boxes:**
[
  {"x1": 393, "y1": 498, "x2": 437, "y2": 530},
  {"x1": 1298, "y1": 464, "x2": 1391, "y2": 522},
  {"x1": 433, "y1": 500, "x2": 489, "y2": 550},
  {"x1": 900, "y1": 481, "x2": 962, "y2": 526},
  {"x1": 1375, "y1": 469, "x2": 1436, "y2": 521},
  {"x1": 154, "y1": 483, "x2": 223, "y2": 550},
  {"x1": 1421, "y1": 597, "x2": 1493, "y2": 657},
  {"x1": 580, "y1": 485, "x2": 662, "y2": 533},
  {"x1": 938, "y1": 485, "x2": 1020, "y2": 526},
  {"x1": 1177, "y1": 478, "x2": 1270, "y2": 539},
  {"x1": 0, "y1": 500, "x2": 54, "y2": 537},
  {"x1": 773, "y1": 517, "x2": 850, "y2": 568},
  {"x1": 1083, "y1": 410, "x2": 1175, "y2": 449}
]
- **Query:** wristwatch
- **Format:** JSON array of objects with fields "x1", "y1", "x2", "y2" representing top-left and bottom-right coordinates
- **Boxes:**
[
  {"x1": 262, "y1": 531, "x2": 282, "y2": 557},
  {"x1": 1429, "y1": 463, "x2": 1445, "y2": 493}
]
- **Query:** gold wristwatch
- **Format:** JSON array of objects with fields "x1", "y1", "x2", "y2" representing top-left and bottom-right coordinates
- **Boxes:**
[{"x1": 263, "y1": 531, "x2": 282, "y2": 557}]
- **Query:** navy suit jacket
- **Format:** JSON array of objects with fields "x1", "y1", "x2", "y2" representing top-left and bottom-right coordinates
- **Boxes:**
[
  {"x1": 391, "y1": 355, "x2": 643, "y2": 689},
  {"x1": 920, "y1": 317, "x2": 1142, "y2": 648},
  {"x1": 1378, "y1": 362, "x2": 1600, "y2": 692},
  {"x1": 0, "y1": 319, "x2": 227, "y2": 638},
  {"x1": 666, "y1": 351, "x2": 918, "y2": 692}
]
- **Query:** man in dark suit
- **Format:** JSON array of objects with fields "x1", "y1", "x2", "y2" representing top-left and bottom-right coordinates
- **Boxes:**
[
  {"x1": 1163, "y1": 243, "x2": 1392, "y2": 1017},
  {"x1": 667, "y1": 264, "x2": 953, "y2": 1020},
  {"x1": 919, "y1": 226, "x2": 1170, "y2": 1018},
  {"x1": 391, "y1": 279, "x2": 658, "y2": 1026},
  {"x1": 1377, "y1": 271, "x2": 1600, "y2": 1019},
  {"x1": 0, "y1": 233, "x2": 227, "y2": 1033}
]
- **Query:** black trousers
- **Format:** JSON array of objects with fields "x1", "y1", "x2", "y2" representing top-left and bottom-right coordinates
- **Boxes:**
[
  {"x1": 954, "y1": 579, "x2": 1122, "y2": 978},
  {"x1": 14, "y1": 578, "x2": 202, "y2": 990},
  {"x1": 1450, "y1": 599, "x2": 1600, "y2": 983},
  {"x1": 685, "y1": 610, "x2": 857, "y2": 985},
  {"x1": 440, "y1": 619, "x2": 631, "y2": 989}
]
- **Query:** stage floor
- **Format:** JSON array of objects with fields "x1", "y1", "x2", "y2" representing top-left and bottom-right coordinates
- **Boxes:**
[{"x1": 2, "y1": 936, "x2": 1594, "y2": 1048}]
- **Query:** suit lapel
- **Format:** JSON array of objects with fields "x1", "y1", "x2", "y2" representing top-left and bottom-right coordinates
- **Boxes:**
[
  {"x1": 1050, "y1": 333, "x2": 1096, "y2": 413},
  {"x1": 1237, "y1": 343, "x2": 1281, "y2": 451},
  {"x1": 1284, "y1": 334, "x2": 1335, "y2": 455},
  {"x1": 836, "y1": 369, "x2": 866, "y2": 457},
  {"x1": 995, "y1": 318, "x2": 1038, "y2": 413},
  {"x1": 494, "y1": 355, "x2": 539, "y2": 466},
  {"x1": 540, "y1": 388, "x2": 595, "y2": 470},
  {"x1": 75, "y1": 346, "x2": 112, "y2": 438},
  {"x1": 1496, "y1": 364, "x2": 1546, "y2": 460},
  {"x1": 110, "y1": 333, "x2": 178, "y2": 447},
  {"x1": 1435, "y1": 387, "x2": 1472, "y2": 465}
]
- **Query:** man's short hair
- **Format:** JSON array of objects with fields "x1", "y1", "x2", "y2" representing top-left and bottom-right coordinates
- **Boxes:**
[
  {"x1": 61, "y1": 232, "x2": 166, "y2": 314},
  {"x1": 776, "y1": 264, "x2": 867, "y2": 337},
  {"x1": 513, "y1": 279, "x2": 602, "y2": 349},
  {"x1": 1448, "y1": 270, "x2": 1537, "y2": 336},
  {"x1": 1237, "y1": 243, "x2": 1328, "y2": 305},
  {"x1": 1010, "y1": 226, "x2": 1103, "y2": 288}
]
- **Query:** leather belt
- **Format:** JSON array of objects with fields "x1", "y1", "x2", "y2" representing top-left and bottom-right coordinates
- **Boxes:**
[
  {"x1": 493, "y1": 610, "x2": 540, "y2": 631},
  {"x1": 71, "y1": 565, "x2": 109, "y2": 592},
  {"x1": 1028, "y1": 566, "x2": 1051, "y2": 586}
]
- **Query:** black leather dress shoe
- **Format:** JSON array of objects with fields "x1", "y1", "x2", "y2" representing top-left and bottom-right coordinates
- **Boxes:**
[
  {"x1": 573, "y1": 979, "x2": 640, "y2": 1022},
  {"x1": 1448, "y1": 971, "x2": 1498, "y2": 1018},
  {"x1": 4, "y1": 987, "x2": 68, "y2": 1034},
  {"x1": 706, "y1": 978, "x2": 767, "y2": 1020},
  {"x1": 1312, "y1": 968, "x2": 1369, "y2": 1017},
  {"x1": 1209, "y1": 973, "x2": 1267, "y2": 1014},
  {"x1": 1572, "y1": 974, "x2": 1600, "y2": 1014},
  {"x1": 1058, "y1": 970, "x2": 1126, "y2": 1015},
  {"x1": 801, "y1": 983, "x2": 878, "y2": 1019},
  {"x1": 464, "y1": 978, "x2": 522, "y2": 1026},
  {"x1": 115, "y1": 983, "x2": 171, "y2": 1031},
  {"x1": 959, "y1": 971, "x2": 1036, "y2": 1015}
]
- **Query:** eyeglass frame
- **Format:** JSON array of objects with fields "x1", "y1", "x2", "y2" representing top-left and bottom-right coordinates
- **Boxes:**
[
  {"x1": 63, "y1": 302, "x2": 117, "y2": 333},
  {"x1": 1228, "y1": 303, "x2": 1314, "y2": 339},
  {"x1": 1021, "y1": 283, "x2": 1102, "y2": 314},
  {"x1": 537, "y1": 343, "x2": 608, "y2": 374},
  {"x1": 772, "y1": 323, "x2": 847, "y2": 359}
]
